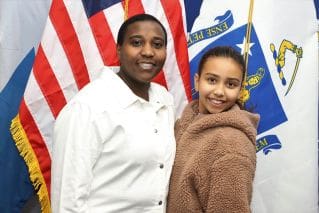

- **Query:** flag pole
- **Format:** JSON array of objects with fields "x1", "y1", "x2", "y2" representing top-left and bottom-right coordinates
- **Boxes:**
[
  {"x1": 124, "y1": 0, "x2": 129, "y2": 20},
  {"x1": 244, "y1": 0, "x2": 254, "y2": 70},
  {"x1": 240, "y1": 0, "x2": 254, "y2": 105}
]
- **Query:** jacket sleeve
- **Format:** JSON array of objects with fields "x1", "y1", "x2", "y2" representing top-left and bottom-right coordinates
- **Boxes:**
[
  {"x1": 51, "y1": 102, "x2": 102, "y2": 213},
  {"x1": 205, "y1": 153, "x2": 256, "y2": 213}
]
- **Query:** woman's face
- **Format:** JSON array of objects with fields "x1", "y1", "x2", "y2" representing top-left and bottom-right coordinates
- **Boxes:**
[{"x1": 117, "y1": 20, "x2": 166, "y2": 84}]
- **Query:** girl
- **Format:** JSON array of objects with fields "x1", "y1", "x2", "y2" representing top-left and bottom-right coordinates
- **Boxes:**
[{"x1": 167, "y1": 46, "x2": 260, "y2": 213}]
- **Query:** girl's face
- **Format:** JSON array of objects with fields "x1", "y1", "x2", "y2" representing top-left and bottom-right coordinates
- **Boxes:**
[
  {"x1": 195, "y1": 56, "x2": 243, "y2": 114},
  {"x1": 117, "y1": 20, "x2": 166, "y2": 84}
]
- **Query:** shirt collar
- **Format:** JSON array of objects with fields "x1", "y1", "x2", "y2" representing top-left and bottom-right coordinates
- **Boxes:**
[{"x1": 100, "y1": 69, "x2": 168, "y2": 110}]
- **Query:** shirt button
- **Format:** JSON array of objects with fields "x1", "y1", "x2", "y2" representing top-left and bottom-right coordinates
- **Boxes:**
[
  {"x1": 154, "y1": 128, "x2": 158, "y2": 133},
  {"x1": 159, "y1": 163, "x2": 164, "y2": 169},
  {"x1": 158, "y1": 200, "x2": 163, "y2": 205}
]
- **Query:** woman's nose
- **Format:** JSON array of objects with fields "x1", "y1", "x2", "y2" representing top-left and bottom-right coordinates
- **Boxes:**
[{"x1": 141, "y1": 43, "x2": 154, "y2": 57}]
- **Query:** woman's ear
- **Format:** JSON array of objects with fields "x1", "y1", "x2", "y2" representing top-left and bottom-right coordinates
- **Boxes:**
[
  {"x1": 194, "y1": 73, "x2": 199, "y2": 92},
  {"x1": 116, "y1": 44, "x2": 121, "y2": 57}
]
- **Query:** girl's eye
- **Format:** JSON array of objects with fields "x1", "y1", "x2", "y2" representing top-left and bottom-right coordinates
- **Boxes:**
[
  {"x1": 228, "y1": 83, "x2": 235, "y2": 88},
  {"x1": 227, "y1": 81, "x2": 239, "y2": 88},
  {"x1": 207, "y1": 77, "x2": 216, "y2": 84}
]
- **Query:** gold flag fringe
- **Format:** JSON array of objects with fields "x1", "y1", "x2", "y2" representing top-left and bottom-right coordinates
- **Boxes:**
[{"x1": 10, "y1": 115, "x2": 51, "y2": 213}]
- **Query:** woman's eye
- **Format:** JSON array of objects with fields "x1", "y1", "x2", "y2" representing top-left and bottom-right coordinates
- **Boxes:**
[
  {"x1": 131, "y1": 40, "x2": 142, "y2": 46},
  {"x1": 153, "y1": 41, "x2": 164, "y2": 49}
]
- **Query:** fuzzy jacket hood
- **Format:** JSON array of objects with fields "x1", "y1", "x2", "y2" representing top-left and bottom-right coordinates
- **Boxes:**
[{"x1": 175, "y1": 100, "x2": 260, "y2": 147}]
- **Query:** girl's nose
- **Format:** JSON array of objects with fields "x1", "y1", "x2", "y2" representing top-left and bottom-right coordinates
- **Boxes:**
[{"x1": 213, "y1": 84, "x2": 224, "y2": 97}]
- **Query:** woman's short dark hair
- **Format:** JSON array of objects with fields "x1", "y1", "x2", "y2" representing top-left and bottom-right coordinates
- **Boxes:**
[{"x1": 117, "y1": 13, "x2": 167, "y2": 46}]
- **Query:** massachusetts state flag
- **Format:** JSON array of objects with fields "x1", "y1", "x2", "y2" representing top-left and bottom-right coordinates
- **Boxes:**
[
  {"x1": 10, "y1": 0, "x2": 191, "y2": 212},
  {"x1": 185, "y1": 0, "x2": 318, "y2": 212}
]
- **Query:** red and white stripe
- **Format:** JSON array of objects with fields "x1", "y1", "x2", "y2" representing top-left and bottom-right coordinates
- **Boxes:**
[{"x1": 19, "y1": 0, "x2": 191, "y2": 198}]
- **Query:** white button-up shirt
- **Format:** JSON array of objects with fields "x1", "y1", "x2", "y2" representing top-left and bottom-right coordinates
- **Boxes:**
[{"x1": 51, "y1": 68, "x2": 176, "y2": 213}]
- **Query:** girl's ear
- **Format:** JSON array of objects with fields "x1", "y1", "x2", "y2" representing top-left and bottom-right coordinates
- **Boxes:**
[
  {"x1": 194, "y1": 73, "x2": 199, "y2": 92},
  {"x1": 237, "y1": 87, "x2": 242, "y2": 99}
]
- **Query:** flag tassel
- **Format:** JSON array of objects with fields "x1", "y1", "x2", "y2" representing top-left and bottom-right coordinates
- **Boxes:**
[{"x1": 10, "y1": 115, "x2": 51, "y2": 213}]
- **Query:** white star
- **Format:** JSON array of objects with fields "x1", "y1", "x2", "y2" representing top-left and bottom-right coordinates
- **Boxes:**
[{"x1": 236, "y1": 37, "x2": 254, "y2": 55}]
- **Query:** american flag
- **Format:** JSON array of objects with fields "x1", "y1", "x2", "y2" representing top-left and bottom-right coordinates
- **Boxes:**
[{"x1": 10, "y1": 0, "x2": 191, "y2": 212}]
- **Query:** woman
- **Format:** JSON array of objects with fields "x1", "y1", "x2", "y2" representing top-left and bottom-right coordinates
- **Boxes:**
[{"x1": 51, "y1": 14, "x2": 175, "y2": 212}]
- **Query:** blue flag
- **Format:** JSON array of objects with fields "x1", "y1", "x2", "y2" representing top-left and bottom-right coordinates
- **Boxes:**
[
  {"x1": 0, "y1": 1, "x2": 51, "y2": 212},
  {"x1": 0, "y1": 50, "x2": 35, "y2": 213}
]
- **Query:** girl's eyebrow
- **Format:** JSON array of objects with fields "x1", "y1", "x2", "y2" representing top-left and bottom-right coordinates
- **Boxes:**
[
  {"x1": 204, "y1": 73, "x2": 241, "y2": 81},
  {"x1": 203, "y1": 73, "x2": 217, "y2": 77},
  {"x1": 203, "y1": 73, "x2": 219, "y2": 79},
  {"x1": 228, "y1": 78, "x2": 241, "y2": 83}
]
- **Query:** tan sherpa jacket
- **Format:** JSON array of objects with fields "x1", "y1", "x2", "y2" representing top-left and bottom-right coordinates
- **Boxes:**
[{"x1": 167, "y1": 100, "x2": 259, "y2": 213}]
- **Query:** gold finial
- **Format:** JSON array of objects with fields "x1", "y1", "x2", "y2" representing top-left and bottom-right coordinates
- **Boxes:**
[{"x1": 124, "y1": 0, "x2": 129, "y2": 20}]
